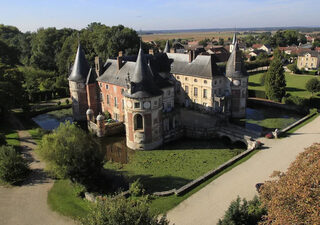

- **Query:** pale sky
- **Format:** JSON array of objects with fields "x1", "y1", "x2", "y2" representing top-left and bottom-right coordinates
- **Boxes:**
[{"x1": 1, "y1": 0, "x2": 320, "y2": 32}]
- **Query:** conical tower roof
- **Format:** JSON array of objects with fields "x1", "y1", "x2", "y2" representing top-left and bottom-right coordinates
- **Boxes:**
[
  {"x1": 232, "y1": 32, "x2": 237, "y2": 45},
  {"x1": 125, "y1": 45, "x2": 162, "y2": 99},
  {"x1": 68, "y1": 44, "x2": 90, "y2": 83},
  {"x1": 226, "y1": 42, "x2": 248, "y2": 78},
  {"x1": 163, "y1": 40, "x2": 170, "y2": 53}
]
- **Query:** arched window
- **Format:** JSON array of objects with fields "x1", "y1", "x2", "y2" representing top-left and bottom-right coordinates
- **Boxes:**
[{"x1": 134, "y1": 114, "x2": 143, "y2": 130}]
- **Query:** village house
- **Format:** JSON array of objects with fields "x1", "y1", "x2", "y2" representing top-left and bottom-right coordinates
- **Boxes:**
[{"x1": 297, "y1": 51, "x2": 320, "y2": 70}]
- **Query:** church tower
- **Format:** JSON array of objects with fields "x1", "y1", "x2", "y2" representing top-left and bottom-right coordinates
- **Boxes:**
[
  {"x1": 68, "y1": 44, "x2": 90, "y2": 121},
  {"x1": 226, "y1": 42, "x2": 248, "y2": 118},
  {"x1": 123, "y1": 45, "x2": 163, "y2": 150}
]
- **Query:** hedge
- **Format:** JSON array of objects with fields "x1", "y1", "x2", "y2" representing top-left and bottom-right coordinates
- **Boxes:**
[{"x1": 248, "y1": 90, "x2": 266, "y2": 99}]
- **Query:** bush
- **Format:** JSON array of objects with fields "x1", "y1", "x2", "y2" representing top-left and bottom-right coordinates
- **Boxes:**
[
  {"x1": 217, "y1": 196, "x2": 266, "y2": 225},
  {"x1": 129, "y1": 179, "x2": 145, "y2": 197},
  {"x1": 65, "y1": 99, "x2": 70, "y2": 105},
  {"x1": 305, "y1": 77, "x2": 320, "y2": 96},
  {"x1": 37, "y1": 122, "x2": 104, "y2": 184},
  {"x1": 260, "y1": 143, "x2": 320, "y2": 224},
  {"x1": 287, "y1": 63, "x2": 298, "y2": 74},
  {"x1": 0, "y1": 145, "x2": 30, "y2": 184},
  {"x1": 57, "y1": 101, "x2": 61, "y2": 106},
  {"x1": 0, "y1": 133, "x2": 6, "y2": 146},
  {"x1": 81, "y1": 196, "x2": 169, "y2": 225},
  {"x1": 284, "y1": 95, "x2": 308, "y2": 109}
]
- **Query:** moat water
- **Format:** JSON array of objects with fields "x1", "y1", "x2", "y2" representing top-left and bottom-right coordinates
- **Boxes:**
[{"x1": 32, "y1": 106, "x2": 301, "y2": 164}]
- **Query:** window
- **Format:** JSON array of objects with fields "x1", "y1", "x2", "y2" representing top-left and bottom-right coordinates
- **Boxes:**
[
  {"x1": 194, "y1": 79, "x2": 197, "y2": 82},
  {"x1": 134, "y1": 102, "x2": 140, "y2": 108},
  {"x1": 194, "y1": 87, "x2": 198, "y2": 96},
  {"x1": 134, "y1": 114, "x2": 143, "y2": 130},
  {"x1": 214, "y1": 80, "x2": 217, "y2": 85},
  {"x1": 177, "y1": 76, "x2": 180, "y2": 79},
  {"x1": 185, "y1": 77, "x2": 188, "y2": 81},
  {"x1": 185, "y1": 85, "x2": 189, "y2": 94},
  {"x1": 105, "y1": 84, "x2": 109, "y2": 89},
  {"x1": 122, "y1": 99, "x2": 124, "y2": 110},
  {"x1": 106, "y1": 95, "x2": 109, "y2": 104},
  {"x1": 114, "y1": 97, "x2": 117, "y2": 107},
  {"x1": 154, "y1": 100, "x2": 158, "y2": 106},
  {"x1": 100, "y1": 92, "x2": 103, "y2": 102},
  {"x1": 204, "y1": 80, "x2": 207, "y2": 84},
  {"x1": 114, "y1": 113, "x2": 119, "y2": 121},
  {"x1": 203, "y1": 89, "x2": 207, "y2": 98},
  {"x1": 121, "y1": 88, "x2": 124, "y2": 94}
]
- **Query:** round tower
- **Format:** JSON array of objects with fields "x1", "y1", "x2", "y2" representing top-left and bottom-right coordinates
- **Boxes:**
[
  {"x1": 86, "y1": 108, "x2": 94, "y2": 122},
  {"x1": 68, "y1": 44, "x2": 90, "y2": 121},
  {"x1": 226, "y1": 42, "x2": 248, "y2": 118},
  {"x1": 124, "y1": 46, "x2": 163, "y2": 150},
  {"x1": 96, "y1": 113, "x2": 105, "y2": 137}
]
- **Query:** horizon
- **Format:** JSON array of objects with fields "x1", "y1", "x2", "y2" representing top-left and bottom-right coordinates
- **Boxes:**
[{"x1": 1, "y1": 0, "x2": 320, "y2": 33}]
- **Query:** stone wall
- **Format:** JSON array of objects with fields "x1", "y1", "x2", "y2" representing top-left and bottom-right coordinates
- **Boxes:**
[{"x1": 248, "y1": 98, "x2": 301, "y2": 113}]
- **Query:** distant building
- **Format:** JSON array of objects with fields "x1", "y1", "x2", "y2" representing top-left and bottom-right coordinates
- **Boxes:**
[
  {"x1": 68, "y1": 35, "x2": 249, "y2": 150},
  {"x1": 297, "y1": 51, "x2": 320, "y2": 70}
]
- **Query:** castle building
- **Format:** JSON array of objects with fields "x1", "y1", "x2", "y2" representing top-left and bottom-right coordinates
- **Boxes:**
[{"x1": 68, "y1": 35, "x2": 248, "y2": 150}]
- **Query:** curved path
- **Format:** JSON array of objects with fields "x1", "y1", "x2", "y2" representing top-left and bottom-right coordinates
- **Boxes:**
[
  {"x1": 0, "y1": 118, "x2": 75, "y2": 225},
  {"x1": 167, "y1": 116, "x2": 320, "y2": 225}
]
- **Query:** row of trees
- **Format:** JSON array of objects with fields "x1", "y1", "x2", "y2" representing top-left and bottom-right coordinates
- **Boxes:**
[
  {"x1": 242, "y1": 30, "x2": 307, "y2": 48},
  {"x1": 219, "y1": 143, "x2": 320, "y2": 224}
]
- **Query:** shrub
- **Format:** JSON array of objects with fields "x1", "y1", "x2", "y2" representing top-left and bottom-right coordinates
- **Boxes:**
[
  {"x1": 37, "y1": 122, "x2": 104, "y2": 184},
  {"x1": 260, "y1": 143, "x2": 320, "y2": 224},
  {"x1": 0, "y1": 145, "x2": 30, "y2": 184},
  {"x1": 129, "y1": 179, "x2": 145, "y2": 197},
  {"x1": 65, "y1": 99, "x2": 70, "y2": 105},
  {"x1": 81, "y1": 196, "x2": 169, "y2": 225},
  {"x1": 248, "y1": 90, "x2": 266, "y2": 99},
  {"x1": 217, "y1": 196, "x2": 266, "y2": 225},
  {"x1": 287, "y1": 63, "x2": 298, "y2": 74},
  {"x1": 57, "y1": 101, "x2": 61, "y2": 106},
  {"x1": 305, "y1": 77, "x2": 320, "y2": 96},
  {"x1": 284, "y1": 95, "x2": 309, "y2": 111}
]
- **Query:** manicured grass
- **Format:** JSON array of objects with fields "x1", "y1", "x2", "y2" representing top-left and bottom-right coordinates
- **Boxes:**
[
  {"x1": 286, "y1": 111, "x2": 319, "y2": 134},
  {"x1": 248, "y1": 72, "x2": 320, "y2": 98},
  {"x1": 149, "y1": 150, "x2": 259, "y2": 214},
  {"x1": 48, "y1": 179, "x2": 92, "y2": 219},
  {"x1": 0, "y1": 120, "x2": 20, "y2": 147},
  {"x1": 104, "y1": 139, "x2": 244, "y2": 193}
]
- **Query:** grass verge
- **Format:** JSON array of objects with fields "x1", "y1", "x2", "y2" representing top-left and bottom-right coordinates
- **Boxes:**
[
  {"x1": 286, "y1": 111, "x2": 319, "y2": 134},
  {"x1": 48, "y1": 179, "x2": 92, "y2": 219}
]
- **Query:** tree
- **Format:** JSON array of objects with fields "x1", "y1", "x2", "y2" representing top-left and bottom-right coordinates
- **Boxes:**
[
  {"x1": 37, "y1": 122, "x2": 104, "y2": 184},
  {"x1": 218, "y1": 196, "x2": 266, "y2": 225},
  {"x1": 81, "y1": 196, "x2": 169, "y2": 225},
  {"x1": 218, "y1": 38, "x2": 224, "y2": 46},
  {"x1": 305, "y1": 77, "x2": 320, "y2": 96},
  {"x1": 0, "y1": 145, "x2": 30, "y2": 184},
  {"x1": 265, "y1": 49, "x2": 286, "y2": 102},
  {"x1": 287, "y1": 62, "x2": 298, "y2": 74},
  {"x1": 199, "y1": 38, "x2": 210, "y2": 47},
  {"x1": 260, "y1": 143, "x2": 320, "y2": 225}
]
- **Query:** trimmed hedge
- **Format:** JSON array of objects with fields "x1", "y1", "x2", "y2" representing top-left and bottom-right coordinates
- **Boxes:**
[
  {"x1": 309, "y1": 97, "x2": 320, "y2": 109},
  {"x1": 248, "y1": 90, "x2": 266, "y2": 99}
]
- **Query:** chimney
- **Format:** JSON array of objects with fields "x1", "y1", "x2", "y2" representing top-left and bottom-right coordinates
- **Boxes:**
[
  {"x1": 117, "y1": 51, "x2": 123, "y2": 70},
  {"x1": 188, "y1": 50, "x2": 194, "y2": 63},
  {"x1": 149, "y1": 49, "x2": 154, "y2": 55},
  {"x1": 95, "y1": 56, "x2": 102, "y2": 77}
]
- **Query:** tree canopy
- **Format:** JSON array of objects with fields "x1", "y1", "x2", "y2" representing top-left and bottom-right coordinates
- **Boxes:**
[
  {"x1": 305, "y1": 77, "x2": 320, "y2": 96},
  {"x1": 260, "y1": 143, "x2": 320, "y2": 224}
]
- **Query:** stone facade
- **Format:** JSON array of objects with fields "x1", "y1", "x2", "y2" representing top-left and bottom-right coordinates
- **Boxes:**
[{"x1": 297, "y1": 51, "x2": 320, "y2": 70}]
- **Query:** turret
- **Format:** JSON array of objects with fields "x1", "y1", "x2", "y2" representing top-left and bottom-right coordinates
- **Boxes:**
[
  {"x1": 163, "y1": 40, "x2": 170, "y2": 53},
  {"x1": 86, "y1": 108, "x2": 94, "y2": 122},
  {"x1": 226, "y1": 42, "x2": 248, "y2": 118},
  {"x1": 96, "y1": 113, "x2": 105, "y2": 137},
  {"x1": 86, "y1": 68, "x2": 100, "y2": 117},
  {"x1": 229, "y1": 33, "x2": 237, "y2": 53},
  {"x1": 124, "y1": 44, "x2": 163, "y2": 150},
  {"x1": 68, "y1": 44, "x2": 90, "y2": 121}
]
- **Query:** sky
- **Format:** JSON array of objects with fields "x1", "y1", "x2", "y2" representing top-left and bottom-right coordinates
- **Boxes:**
[{"x1": 1, "y1": 0, "x2": 320, "y2": 32}]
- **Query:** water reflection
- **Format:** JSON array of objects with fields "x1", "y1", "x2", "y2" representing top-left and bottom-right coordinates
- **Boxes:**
[
  {"x1": 32, "y1": 114, "x2": 73, "y2": 130},
  {"x1": 98, "y1": 136, "x2": 133, "y2": 164}
]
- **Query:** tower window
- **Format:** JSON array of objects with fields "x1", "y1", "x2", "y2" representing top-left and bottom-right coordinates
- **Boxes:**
[
  {"x1": 134, "y1": 102, "x2": 140, "y2": 108},
  {"x1": 114, "y1": 97, "x2": 117, "y2": 107},
  {"x1": 134, "y1": 114, "x2": 143, "y2": 130},
  {"x1": 106, "y1": 95, "x2": 109, "y2": 104},
  {"x1": 204, "y1": 80, "x2": 207, "y2": 84},
  {"x1": 122, "y1": 99, "x2": 124, "y2": 110}
]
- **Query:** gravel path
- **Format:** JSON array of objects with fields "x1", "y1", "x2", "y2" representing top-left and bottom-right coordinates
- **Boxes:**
[
  {"x1": 167, "y1": 116, "x2": 320, "y2": 225},
  {"x1": 0, "y1": 118, "x2": 75, "y2": 225}
]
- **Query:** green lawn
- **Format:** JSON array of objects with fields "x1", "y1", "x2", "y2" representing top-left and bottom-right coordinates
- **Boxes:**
[
  {"x1": 48, "y1": 179, "x2": 92, "y2": 219},
  {"x1": 248, "y1": 72, "x2": 320, "y2": 98},
  {"x1": 0, "y1": 120, "x2": 20, "y2": 147}
]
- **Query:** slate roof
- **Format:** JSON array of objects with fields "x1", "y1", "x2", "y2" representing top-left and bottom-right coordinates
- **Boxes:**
[
  {"x1": 68, "y1": 44, "x2": 90, "y2": 83},
  {"x1": 166, "y1": 53, "x2": 222, "y2": 78},
  {"x1": 226, "y1": 43, "x2": 248, "y2": 78},
  {"x1": 86, "y1": 67, "x2": 98, "y2": 85},
  {"x1": 164, "y1": 40, "x2": 170, "y2": 53},
  {"x1": 298, "y1": 50, "x2": 319, "y2": 57}
]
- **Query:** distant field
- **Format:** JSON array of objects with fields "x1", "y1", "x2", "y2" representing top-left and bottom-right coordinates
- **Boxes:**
[{"x1": 141, "y1": 31, "x2": 243, "y2": 42}]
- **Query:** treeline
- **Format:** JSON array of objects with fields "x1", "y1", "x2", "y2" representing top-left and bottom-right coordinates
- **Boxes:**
[
  {"x1": 241, "y1": 30, "x2": 307, "y2": 47},
  {"x1": 0, "y1": 23, "x2": 141, "y2": 112}
]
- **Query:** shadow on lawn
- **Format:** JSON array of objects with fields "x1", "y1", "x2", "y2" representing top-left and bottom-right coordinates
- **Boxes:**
[
  {"x1": 248, "y1": 82, "x2": 261, "y2": 87},
  {"x1": 286, "y1": 87, "x2": 305, "y2": 92}
]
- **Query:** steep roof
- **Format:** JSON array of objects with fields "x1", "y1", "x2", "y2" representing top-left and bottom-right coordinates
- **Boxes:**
[
  {"x1": 166, "y1": 53, "x2": 222, "y2": 78},
  {"x1": 163, "y1": 40, "x2": 170, "y2": 53},
  {"x1": 226, "y1": 43, "x2": 248, "y2": 78},
  {"x1": 86, "y1": 67, "x2": 98, "y2": 85},
  {"x1": 232, "y1": 33, "x2": 237, "y2": 45},
  {"x1": 125, "y1": 47, "x2": 162, "y2": 98},
  {"x1": 68, "y1": 44, "x2": 90, "y2": 83}
]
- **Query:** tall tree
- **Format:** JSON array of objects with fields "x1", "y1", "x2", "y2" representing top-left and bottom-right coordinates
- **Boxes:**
[{"x1": 265, "y1": 49, "x2": 286, "y2": 102}]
